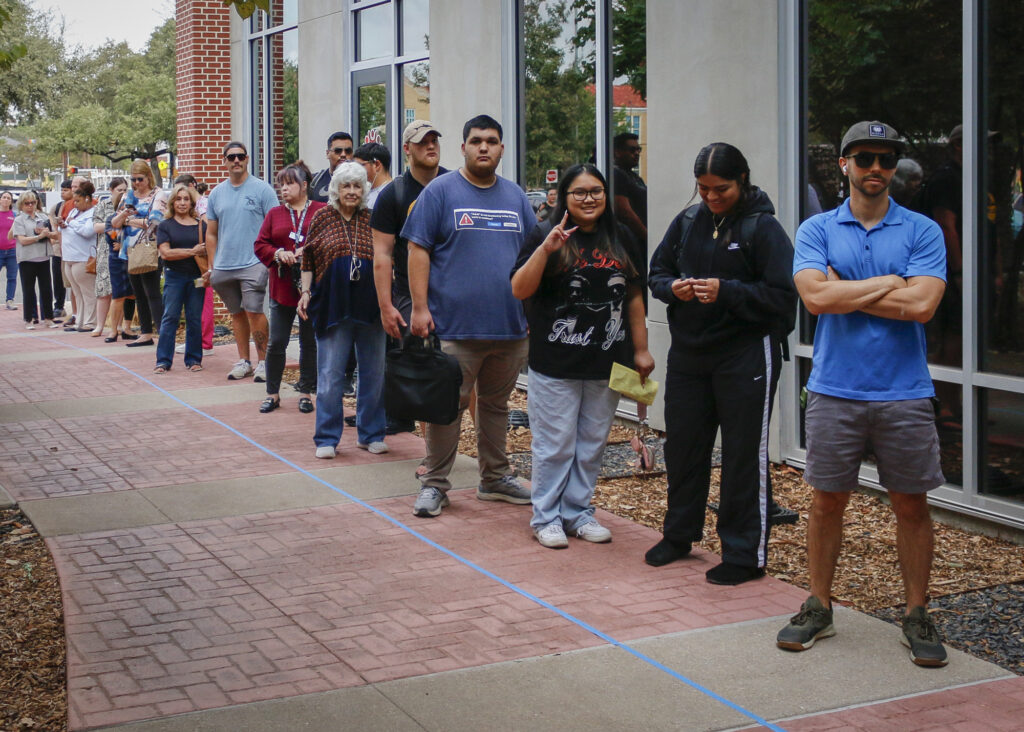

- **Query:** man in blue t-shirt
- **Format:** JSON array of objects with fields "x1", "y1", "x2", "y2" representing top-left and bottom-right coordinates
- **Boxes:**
[
  {"x1": 777, "y1": 121, "x2": 949, "y2": 667},
  {"x1": 402, "y1": 114, "x2": 534, "y2": 518},
  {"x1": 204, "y1": 141, "x2": 280, "y2": 382}
]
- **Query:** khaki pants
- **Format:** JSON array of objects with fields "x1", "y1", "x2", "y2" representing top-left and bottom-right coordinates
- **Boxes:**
[
  {"x1": 420, "y1": 337, "x2": 528, "y2": 492},
  {"x1": 64, "y1": 259, "x2": 97, "y2": 329}
]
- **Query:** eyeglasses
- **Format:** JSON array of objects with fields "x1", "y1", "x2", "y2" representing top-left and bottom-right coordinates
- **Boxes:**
[
  {"x1": 131, "y1": 176, "x2": 147, "y2": 183},
  {"x1": 847, "y1": 151, "x2": 900, "y2": 170},
  {"x1": 568, "y1": 187, "x2": 606, "y2": 202},
  {"x1": 225, "y1": 153, "x2": 248, "y2": 162},
  {"x1": 349, "y1": 256, "x2": 361, "y2": 282},
  {"x1": 331, "y1": 147, "x2": 353, "y2": 156}
]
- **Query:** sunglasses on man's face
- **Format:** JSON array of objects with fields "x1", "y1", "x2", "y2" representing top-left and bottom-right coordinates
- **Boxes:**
[
  {"x1": 331, "y1": 147, "x2": 353, "y2": 156},
  {"x1": 225, "y1": 153, "x2": 248, "y2": 162},
  {"x1": 847, "y1": 151, "x2": 900, "y2": 170}
]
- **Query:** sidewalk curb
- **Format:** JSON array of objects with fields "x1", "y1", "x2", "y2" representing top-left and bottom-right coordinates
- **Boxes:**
[{"x1": 0, "y1": 483, "x2": 15, "y2": 509}]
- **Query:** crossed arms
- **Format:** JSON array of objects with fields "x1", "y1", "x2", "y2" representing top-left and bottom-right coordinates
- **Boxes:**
[{"x1": 793, "y1": 267, "x2": 945, "y2": 323}]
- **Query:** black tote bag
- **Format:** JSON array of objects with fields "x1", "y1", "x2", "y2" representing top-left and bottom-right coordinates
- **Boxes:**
[{"x1": 384, "y1": 334, "x2": 463, "y2": 425}]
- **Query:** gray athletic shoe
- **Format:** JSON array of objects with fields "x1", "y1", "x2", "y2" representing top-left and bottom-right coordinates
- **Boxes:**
[
  {"x1": 776, "y1": 595, "x2": 836, "y2": 651},
  {"x1": 227, "y1": 359, "x2": 253, "y2": 380},
  {"x1": 413, "y1": 486, "x2": 449, "y2": 517},
  {"x1": 569, "y1": 520, "x2": 612, "y2": 543},
  {"x1": 253, "y1": 360, "x2": 267, "y2": 383},
  {"x1": 476, "y1": 474, "x2": 531, "y2": 504},
  {"x1": 901, "y1": 606, "x2": 948, "y2": 667},
  {"x1": 534, "y1": 523, "x2": 569, "y2": 549}
]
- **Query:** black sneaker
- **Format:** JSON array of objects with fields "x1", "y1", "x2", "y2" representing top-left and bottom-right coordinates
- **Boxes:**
[
  {"x1": 901, "y1": 606, "x2": 948, "y2": 667},
  {"x1": 705, "y1": 561, "x2": 765, "y2": 586},
  {"x1": 776, "y1": 595, "x2": 835, "y2": 651},
  {"x1": 644, "y1": 538, "x2": 691, "y2": 567}
]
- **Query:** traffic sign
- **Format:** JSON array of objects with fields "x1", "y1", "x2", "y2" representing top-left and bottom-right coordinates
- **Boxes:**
[{"x1": 545, "y1": 169, "x2": 557, "y2": 184}]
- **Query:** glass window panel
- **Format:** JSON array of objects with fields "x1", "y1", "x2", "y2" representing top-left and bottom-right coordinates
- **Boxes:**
[
  {"x1": 523, "y1": 0, "x2": 596, "y2": 191},
  {"x1": 282, "y1": 0, "x2": 297, "y2": 27},
  {"x1": 250, "y1": 38, "x2": 265, "y2": 179},
  {"x1": 358, "y1": 83, "x2": 388, "y2": 145},
  {"x1": 979, "y1": 389, "x2": 1024, "y2": 503},
  {"x1": 267, "y1": 29, "x2": 299, "y2": 175},
  {"x1": 801, "y1": 2, "x2": 961, "y2": 355},
  {"x1": 401, "y1": 60, "x2": 430, "y2": 143},
  {"x1": 401, "y1": 0, "x2": 429, "y2": 56},
  {"x1": 979, "y1": 0, "x2": 1024, "y2": 376},
  {"x1": 357, "y1": 4, "x2": 393, "y2": 61}
]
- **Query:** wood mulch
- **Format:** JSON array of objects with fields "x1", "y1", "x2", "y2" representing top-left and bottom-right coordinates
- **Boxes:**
[{"x1": 5, "y1": 387, "x2": 1024, "y2": 729}]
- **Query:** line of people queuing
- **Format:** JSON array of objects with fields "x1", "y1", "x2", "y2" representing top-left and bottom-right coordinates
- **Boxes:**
[{"x1": 0, "y1": 115, "x2": 950, "y2": 668}]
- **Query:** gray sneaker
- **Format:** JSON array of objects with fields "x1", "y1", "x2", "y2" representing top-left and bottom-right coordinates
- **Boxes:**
[
  {"x1": 253, "y1": 360, "x2": 267, "y2": 383},
  {"x1": 776, "y1": 595, "x2": 835, "y2": 651},
  {"x1": 534, "y1": 523, "x2": 569, "y2": 549},
  {"x1": 477, "y1": 474, "x2": 531, "y2": 504},
  {"x1": 227, "y1": 359, "x2": 253, "y2": 380},
  {"x1": 413, "y1": 486, "x2": 449, "y2": 517},
  {"x1": 901, "y1": 606, "x2": 948, "y2": 667}
]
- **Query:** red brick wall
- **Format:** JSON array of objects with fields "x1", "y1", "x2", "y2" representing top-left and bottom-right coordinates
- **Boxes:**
[{"x1": 175, "y1": 0, "x2": 233, "y2": 188}]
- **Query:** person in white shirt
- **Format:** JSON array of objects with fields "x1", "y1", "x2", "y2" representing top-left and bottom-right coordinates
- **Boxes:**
[{"x1": 60, "y1": 180, "x2": 99, "y2": 330}]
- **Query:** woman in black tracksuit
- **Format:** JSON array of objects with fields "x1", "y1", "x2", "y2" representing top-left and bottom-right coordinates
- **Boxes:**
[{"x1": 646, "y1": 142, "x2": 796, "y2": 585}]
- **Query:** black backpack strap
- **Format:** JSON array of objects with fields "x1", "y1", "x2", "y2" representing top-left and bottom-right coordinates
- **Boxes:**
[{"x1": 671, "y1": 204, "x2": 701, "y2": 271}]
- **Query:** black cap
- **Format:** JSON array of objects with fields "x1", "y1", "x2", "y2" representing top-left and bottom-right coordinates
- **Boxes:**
[{"x1": 840, "y1": 121, "x2": 904, "y2": 156}]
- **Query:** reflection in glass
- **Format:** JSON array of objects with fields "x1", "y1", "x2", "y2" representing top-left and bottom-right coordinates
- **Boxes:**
[
  {"x1": 277, "y1": 30, "x2": 299, "y2": 169},
  {"x1": 979, "y1": 389, "x2": 1024, "y2": 503},
  {"x1": 401, "y1": 0, "x2": 429, "y2": 56},
  {"x1": 610, "y1": 0, "x2": 647, "y2": 250},
  {"x1": 358, "y1": 83, "x2": 388, "y2": 145},
  {"x1": 357, "y1": 4, "x2": 393, "y2": 61},
  {"x1": 980, "y1": 0, "x2": 1024, "y2": 377},
  {"x1": 523, "y1": 0, "x2": 596, "y2": 190},
  {"x1": 402, "y1": 61, "x2": 430, "y2": 155},
  {"x1": 250, "y1": 39, "x2": 265, "y2": 179}
]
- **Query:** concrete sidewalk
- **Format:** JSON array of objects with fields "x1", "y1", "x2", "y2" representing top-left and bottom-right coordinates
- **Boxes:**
[{"x1": 1, "y1": 307, "x2": 1021, "y2": 731}]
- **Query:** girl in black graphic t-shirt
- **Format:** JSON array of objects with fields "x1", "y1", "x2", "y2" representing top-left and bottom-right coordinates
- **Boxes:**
[{"x1": 512, "y1": 164, "x2": 654, "y2": 550}]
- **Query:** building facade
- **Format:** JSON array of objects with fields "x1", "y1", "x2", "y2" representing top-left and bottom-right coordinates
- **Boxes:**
[{"x1": 174, "y1": 0, "x2": 1024, "y2": 531}]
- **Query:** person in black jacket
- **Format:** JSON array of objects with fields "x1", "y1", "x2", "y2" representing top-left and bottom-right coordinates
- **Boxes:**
[{"x1": 646, "y1": 142, "x2": 797, "y2": 585}]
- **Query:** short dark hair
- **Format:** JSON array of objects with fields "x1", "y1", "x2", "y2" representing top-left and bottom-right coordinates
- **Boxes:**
[
  {"x1": 462, "y1": 114, "x2": 503, "y2": 142},
  {"x1": 174, "y1": 173, "x2": 197, "y2": 187},
  {"x1": 327, "y1": 131, "x2": 353, "y2": 148},
  {"x1": 613, "y1": 132, "x2": 639, "y2": 151},
  {"x1": 353, "y1": 142, "x2": 391, "y2": 171},
  {"x1": 60, "y1": 179, "x2": 72, "y2": 189},
  {"x1": 109, "y1": 176, "x2": 127, "y2": 190},
  {"x1": 222, "y1": 140, "x2": 248, "y2": 156},
  {"x1": 196, "y1": 182, "x2": 208, "y2": 195}
]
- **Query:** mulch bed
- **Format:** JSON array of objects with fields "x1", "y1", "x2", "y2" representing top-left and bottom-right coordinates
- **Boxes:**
[{"x1": 4, "y1": 387, "x2": 1024, "y2": 729}]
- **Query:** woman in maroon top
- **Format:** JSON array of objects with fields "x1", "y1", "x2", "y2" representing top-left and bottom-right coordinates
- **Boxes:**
[{"x1": 254, "y1": 161, "x2": 325, "y2": 413}]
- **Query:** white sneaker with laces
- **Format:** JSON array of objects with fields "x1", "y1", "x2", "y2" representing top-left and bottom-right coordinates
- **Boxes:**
[
  {"x1": 534, "y1": 523, "x2": 569, "y2": 549},
  {"x1": 357, "y1": 441, "x2": 389, "y2": 454},
  {"x1": 315, "y1": 446, "x2": 336, "y2": 459},
  {"x1": 227, "y1": 359, "x2": 253, "y2": 380},
  {"x1": 569, "y1": 520, "x2": 612, "y2": 543},
  {"x1": 253, "y1": 360, "x2": 267, "y2": 383}
]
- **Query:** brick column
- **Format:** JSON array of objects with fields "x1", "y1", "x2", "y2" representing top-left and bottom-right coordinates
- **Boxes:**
[{"x1": 175, "y1": 0, "x2": 233, "y2": 187}]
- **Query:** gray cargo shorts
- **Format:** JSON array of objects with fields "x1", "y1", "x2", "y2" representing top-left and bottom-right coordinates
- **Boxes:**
[
  {"x1": 804, "y1": 391, "x2": 945, "y2": 494},
  {"x1": 210, "y1": 262, "x2": 268, "y2": 315}
]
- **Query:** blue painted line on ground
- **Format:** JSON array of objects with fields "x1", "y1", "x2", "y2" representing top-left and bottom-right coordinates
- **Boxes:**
[{"x1": 29, "y1": 334, "x2": 787, "y2": 731}]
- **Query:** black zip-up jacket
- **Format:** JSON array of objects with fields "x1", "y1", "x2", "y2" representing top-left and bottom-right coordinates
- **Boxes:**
[{"x1": 648, "y1": 187, "x2": 796, "y2": 355}]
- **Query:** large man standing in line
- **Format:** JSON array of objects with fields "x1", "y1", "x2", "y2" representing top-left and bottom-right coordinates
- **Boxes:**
[
  {"x1": 402, "y1": 114, "x2": 534, "y2": 518},
  {"x1": 203, "y1": 141, "x2": 280, "y2": 381},
  {"x1": 777, "y1": 121, "x2": 949, "y2": 667},
  {"x1": 310, "y1": 131, "x2": 354, "y2": 203},
  {"x1": 372, "y1": 120, "x2": 447, "y2": 435}
]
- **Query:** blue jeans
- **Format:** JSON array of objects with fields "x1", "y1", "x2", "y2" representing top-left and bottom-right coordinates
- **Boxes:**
[
  {"x1": 156, "y1": 269, "x2": 204, "y2": 369},
  {"x1": 527, "y1": 369, "x2": 620, "y2": 531},
  {"x1": 314, "y1": 319, "x2": 386, "y2": 448},
  {"x1": 0, "y1": 249, "x2": 17, "y2": 301}
]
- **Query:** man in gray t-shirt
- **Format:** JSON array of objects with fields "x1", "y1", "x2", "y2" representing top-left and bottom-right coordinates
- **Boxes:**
[{"x1": 204, "y1": 141, "x2": 280, "y2": 381}]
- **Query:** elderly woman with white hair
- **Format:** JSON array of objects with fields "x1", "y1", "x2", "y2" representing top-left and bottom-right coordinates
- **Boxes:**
[{"x1": 298, "y1": 162, "x2": 388, "y2": 459}]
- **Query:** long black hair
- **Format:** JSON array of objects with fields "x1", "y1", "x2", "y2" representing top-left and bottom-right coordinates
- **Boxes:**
[
  {"x1": 549, "y1": 163, "x2": 637, "y2": 277},
  {"x1": 691, "y1": 142, "x2": 753, "y2": 212}
]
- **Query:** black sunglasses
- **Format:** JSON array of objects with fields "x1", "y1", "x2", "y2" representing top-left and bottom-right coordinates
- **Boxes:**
[
  {"x1": 225, "y1": 153, "x2": 248, "y2": 162},
  {"x1": 847, "y1": 151, "x2": 900, "y2": 170},
  {"x1": 130, "y1": 176, "x2": 147, "y2": 183},
  {"x1": 331, "y1": 146, "x2": 353, "y2": 155}
]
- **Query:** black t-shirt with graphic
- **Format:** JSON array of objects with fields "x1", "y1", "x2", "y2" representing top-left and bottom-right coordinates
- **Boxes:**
[{"x1": 513, "y1": 223, "x2": 639, "y2": 380}]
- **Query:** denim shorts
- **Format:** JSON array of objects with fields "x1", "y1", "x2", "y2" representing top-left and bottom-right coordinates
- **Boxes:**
[{"x1": 804, "y1": 391, "x2": 944, "y2": 494}]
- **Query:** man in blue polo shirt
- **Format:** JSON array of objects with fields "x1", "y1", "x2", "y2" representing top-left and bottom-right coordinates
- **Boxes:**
[
  {"x1": 777, "y1": 121, "x2": 949, "y2": 667},
  {"x1": 403, "y1": 114, "x2": 534, "y2": 518}
]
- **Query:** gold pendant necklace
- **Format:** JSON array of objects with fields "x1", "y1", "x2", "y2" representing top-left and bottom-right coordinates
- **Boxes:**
[{"x1": 712, "y1": 215, "x2": 725, "y2": 240}]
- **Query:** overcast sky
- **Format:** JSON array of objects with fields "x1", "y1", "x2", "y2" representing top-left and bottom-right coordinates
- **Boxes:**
[{"x1": 38, "y1": 0, "x2": 174, "y2": 52}]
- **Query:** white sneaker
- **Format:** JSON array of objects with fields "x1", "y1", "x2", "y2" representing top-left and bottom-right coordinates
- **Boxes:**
[
  {"x1": 46, "y1": 320, "x2": 60, "y2": 328},
  {"x1": 175, "y1": 342, "x2": 186, "y2": 354},
  {"x1": 6, "y1": 300, "x2": 18, "y2": 310},
  {"x1": 253, "y1": 360, "x2": 267, "y2": 383},
  {"x1": 357, "y1": 441, "x2": 389, "y2": 454},
  {"x1": 569, "y1": 520, "x2": 612, "y2": 543},
  {"x1": 25, "y1": 322, "x2": 35, "y2": 330},
  {"x1": 315, "y1": 446, "x2": 336, "y2": 459},
  {"x1": 203, "y1": 347, "x2": 215, "y2": 356},
  {"x1": 534, "y1": 523, "x2": 569, "y2": 549},
  {"x1": 227, "y1": 359, "x2": 253, "y2": 380}
]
